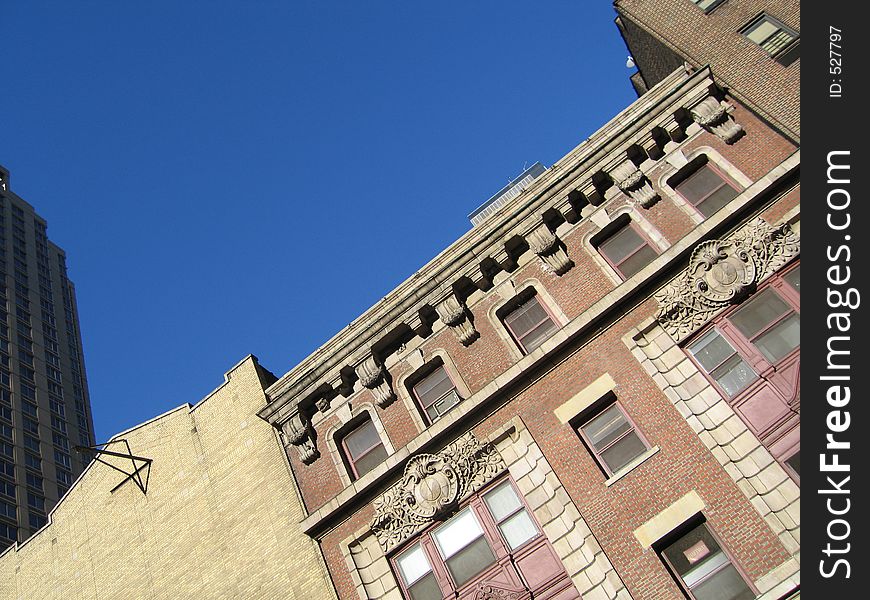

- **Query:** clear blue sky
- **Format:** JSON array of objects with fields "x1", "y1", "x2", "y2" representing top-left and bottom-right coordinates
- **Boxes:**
[{"x1": 2, "y1": 2, "x2": 636, "y2": 442}]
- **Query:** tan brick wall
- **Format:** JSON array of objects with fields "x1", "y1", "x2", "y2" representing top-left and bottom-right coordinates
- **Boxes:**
[{"x1": 0, "y1": 356, "x2": 336, "y2": 600}]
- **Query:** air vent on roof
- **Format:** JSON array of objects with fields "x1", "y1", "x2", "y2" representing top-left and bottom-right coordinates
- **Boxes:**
[{"x1": 468, "y1": 162, "x2": 547, "y2": 227}]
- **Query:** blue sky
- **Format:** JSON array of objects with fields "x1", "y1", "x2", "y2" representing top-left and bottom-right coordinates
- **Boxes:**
[{"x1": 2, "y1": 2, "x2": 636, "y2": 442}]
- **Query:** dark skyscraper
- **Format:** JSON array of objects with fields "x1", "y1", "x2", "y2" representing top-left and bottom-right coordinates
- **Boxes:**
[{"x1": 0, "y1": 165, "x2": 94, "y2": 550}]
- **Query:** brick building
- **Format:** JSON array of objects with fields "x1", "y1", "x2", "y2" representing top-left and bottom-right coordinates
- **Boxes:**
[
  {"x1": 614, "y1": 0, "x2": 799, "y2": 142},
  {"x1": 259, "y1": 65, "x2": 800, "y2": 600}
]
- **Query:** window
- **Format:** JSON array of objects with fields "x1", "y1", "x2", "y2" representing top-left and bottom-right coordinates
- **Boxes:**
[
  {"x1": 742, "y1": 14, "x2": 800, "y2": 66},
  {"x1": 54, "y1": 450, "x2": 71, "y2": 469},
  {"x1": 340, "y1": 416, "x2": 388, "y2": 480},
  {"x1": 56, "y1": 469, "x2": 72, "y2": 487},
  {"x1": 502, "y1": 294, "x2": 559, "y2": 354},
  {"x1": 673, "y1": 163, "x2": 739, "y2": 218},
  {"x1": 392, "y1": 479, "x2": 557, "y2": 600},
  {"x1": 659, "y1": 521, "x2": 754, "y2": 600},
  {"x1": 577, "y1": 402, "x2": 650, "y2": 476},
  {"x1": 29, "y1": 513, "x2": 46, "y2": 529},
  {"x1": 0, "y1": 522, "x2": 16, "y2": 542},
  {"x1": 597, "y1": 221, "x2": 658, "y2": 279},
  {"x1": 692, "y1": 0, "x2": 725, "y2": 12},
  {"x1": 0, "y1": 478, "x2": 14, "y2": 499},
  {"x1": 26, "y1": 492, "x2": 45, "y2": 512},
  {"x1": 0, "y1": 499, "x2": 15, "y2": 520},
  {"x1": 411, "y1": 365, "x2": 461, "y2": 424},
  {"x1": 783, "y1": 449, "x2": 800, "y2": 482},
  {"x1": 24, "y1": 453, "x2": 41, "y2": 471},
  {"x1": 24, "y1": 434, "x2": 41, "y2": 454},
  {"x1": 25, "y1": 473, "x2": 42, "y2": 492}
]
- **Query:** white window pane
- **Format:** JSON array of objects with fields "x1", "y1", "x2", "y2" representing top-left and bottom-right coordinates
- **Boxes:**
[
  {"x1": 691, "y1": 563, "x2": 755, "y2": 600},
  {"x1": 755, "y1": 313, "x2": 800, "y2": 362},
  {"x1": 746, "y1": 20, "x2": 779, "y2": 44},
  {"x1": 689, "y1": 330, "x2": 735, "y2": 372},
  {"x1": 433, "y1": 508, "x2": 484, "y2": 559},
  {"x1": 711, "y1": 355, "x2": 756, "y2": 396},
  {"x1": 730, "y1": 289, "x2": 789, "y2": 338},
  {"x1": 499, "y1": 510, "x2": 537, "y2": 550},
  {"x1": 484, "y1": 481, "x2": 522, "y2": 522},
  {"x1": 397, "y1": 544, "x2": 431, "y2": 585}
]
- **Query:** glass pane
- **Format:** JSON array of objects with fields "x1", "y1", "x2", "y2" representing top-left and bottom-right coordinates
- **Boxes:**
[
  {"x1": 600, "y1": 226, "x2": 645, "y2": 264},
  {"x1": 691, "y1": 563, "x2": 755, "y2": 600},
  {"x1": 397, "y1": 544, "x2": 431, "y2": 585},
  {"x1": 445, "y1": 535, "x2": 496, "y2": 587},
  {"x1": 600, "y1": 431, "x2": 647, "y2": 473},
  {"x1": 519, "y1": 318, "x2": 558, "y2": 353},
  {"x1": 344, "y1": 419, "x2": 380, "y2": 459},
  {"x1": 754, "y1": 313, "x2": 800, "y2": 362},
  {"x1": 618, "y1": 245, "x2": 657, "y2": 278},
  {"x1": 730, "y1": 289, "x2": 789, "y2": 338},
  {"x1": 583, "y1": 405, "x2": 632, "y2": 452},
  {"x1": 689, "y1": 330, "x2": 736, "y2": 372},
  {"x1": 762, "y1": 30, "x2": 794, "y2": 55},
  {"x1": 415, "y1": 367, "x2": 455, "y2": 407},
  {"x1": 484, "y1": 481, "x2": 522, "y2": 522},
  {"x1": 499, "y1": 510, "x2": 538, "y2": 550},
  {"x1": 746, "y1": 19, "x2": 779, "y2": 45},
  {"x1": 711, "y1": 355, "x2": 757, "y2": 397},
  {"x1": 785, "y1": 450, "x2": 800, "y2": 476},
  {"x1": 696, "y1": 185, "x2": 738, "y2": 218},
  {"x1": 505, "y1": 298, "x2": 548, "y2": 338},
  {"x1": 425, "y1": 389, "x2": 460, "y2": 421},
  {"x1": 408, "y1": 573, "x2": 442, "y2": 600},
  {"x1": 353, "y1": 443, "x2": 388, "y2": 477},
  {"x1": 678, "y1": 166, "x2": 723, "y2": 203},
  {"x1": 662, "y1": 523, "x2": 722, "y2": 578},
  {"x1": 783, "y1": 266, "x2": 800, "y2": 293},
  {"x1": 433, "y1": 508, "x2": 484, "y2": 559}
]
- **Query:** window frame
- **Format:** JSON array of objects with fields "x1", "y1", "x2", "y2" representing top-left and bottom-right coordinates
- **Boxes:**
[
  {"x1": 574, "y1": 397, "x2": 652, "y2": 478},
  {"x1": 691, "y1": 0, "x2": 726, "y2": 13},
  {"x1": 741, "y1": 13, "x2": 800, "y2": 66},
  {"x1": 669, "y1": 159, "x2": 741, "y2": 219},
  {"x1": 657, "y1": 518, "x2": 756, "y2": 600},
  {"x1": 595, "y1": 219, "x2": 659, "y2": 280},
  {"x1": 410, "y1": 362, "x2": 462, "y2": 425},
  {"x1": 500, "y1": 290, "x2": 560, "y2": 355},
  {"x1": 390, "y1": 477, "x2": 543, "y2": 600},
  {"x1": 338, "y1": 413, "x2": 388, "y2": 481}
]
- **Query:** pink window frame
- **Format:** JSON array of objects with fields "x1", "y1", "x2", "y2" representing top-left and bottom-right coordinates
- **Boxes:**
[
  {"x1": 390, "y1": 476, "x2": 544, "y2": 600},
  {"x1": 597, "y1": 220, "x2": 659, "y2": 280},
  {"x1": 657, "y1": 518, "x2": 757, "y2": 600},
  {"x1": 673, "y1": 161, "x2": 741, "y2": 219},
  {"x1": 339, "y1": 414, "x2": 386, "y2": 480},
  {"x1": 575, "y1": 399, "x2": 652, "y2": 477},
  {"x1": 501, "y1": 291, "x2": 560, "y2": 355},
  {"x1": 410, "y1": 362, "x2": 462, "y2": 425}
]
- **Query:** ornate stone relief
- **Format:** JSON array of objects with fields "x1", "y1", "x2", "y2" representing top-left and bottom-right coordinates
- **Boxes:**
[
  {"x1": 473, "y1": 583, "x2": 529, "y2": 600},
  {"x1": 690, "y1": 96, "x2": 744, "y2": 144},
  {"x1": 655, "y1": 218, "x2": 800, "y2": 341},
  {"x1": 281, "y1": 410, "x2": 320, "y2": 465},
  {"x1": 610, "y1": 160, "x2": 659, "y2": 208},
  {"x1": 355, "y1": 355, "x2": 396, "y2": 408},
  {"x1": 526, "y1": 226, "x2": 573, "y2": 275},
  {"x1": 371, "y1": 432, "x2": 506, "y2": 553},
  {"x1": 436, "y1": 295, "x2": 479, "y2": 346}
]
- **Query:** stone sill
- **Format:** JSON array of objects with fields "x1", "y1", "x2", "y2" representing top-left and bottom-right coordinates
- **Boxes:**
[{"x1": 604, "y1": 446, "x2": 660, "y2": 487}]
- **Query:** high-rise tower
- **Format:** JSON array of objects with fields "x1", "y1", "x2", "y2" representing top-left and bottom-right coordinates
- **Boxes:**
[{"x1": 0, "y1": 165, "x2": 94, "y2": 550}]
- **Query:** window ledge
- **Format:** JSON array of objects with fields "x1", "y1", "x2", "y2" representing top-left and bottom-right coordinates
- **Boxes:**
[{"x1": 604, "y1": 446, "x2": 660, "y2": 487}]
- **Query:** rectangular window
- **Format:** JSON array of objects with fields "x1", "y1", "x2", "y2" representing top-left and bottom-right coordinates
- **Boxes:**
[
  {"x1": 51, "y1": 415, "x2": 68, "y2": 434},
  {"x1": 26, "y1": 473, "x2": 43, "y2": 492},
  {"x1": 742, "y1": 14, "x2": 800, "y2": 65},
  {"x1": 660, "y1": 522, "x2": 754, "y2": 600},
  {"x1": 688, "y1": 330, "x2": 757, "y2": 397},
  {"x1": 24, "y1": 434, "x2": 41, "y2": 454},
  {"x1": 598, "y1": 223, "x2": 658, "y2": 279},
  {"x1": 54, "y1": 450, "x2": 72, "y2": 469},
  {"x1": 396, "y1": 544, "x2": 441, "y2": 600},
  {"x1": 56, "y1": 469, "x2": 72, "y2": 487},
  {"x1": 341, "y1": 417, "x2": 388, "y2": 479},
  {"x1": 577, "y1": 402, "x2": 649, "y2": 476},
  {"x1": 503, "y1": 296, "x2": 559, "y2": 354},
  {"x1": 0, "y1": 478, "x2": 15, "y2": 499},
  {"x1": 0, "y1": 459, "x2": 13, "y2": 478},
  {"x1": 29, "y1": 513, "x2": 47, "y2": 530},
  {"x1": 692, "y1": 0, "x2": 725, "y2": 11},
  {"x1": 23, "y1": 417, "x2": 40, "y2": 435},
  {"x1": 482, "y1": 480, "x2": 538, "y2": 551},
  {"x1": 0, "y1": 499, "x2": 15, "y2": 520},
  {"x1": 1, "y1": 442, "x2": 14, "y2": 459},
  {"x1": 675, "y1": 164, "x2": 739, "y2": 218},
  {"x1": 26, "y1": 492, "x2": 45, "y2": 512},
  {"x1": 728, "y1": 288, "x2": 800, "y2": 363},
  {"x1": 0, "y1": 522, "x2": 16, "y2": 542},
  {"x1": 412, "y1": 365, "x2": 461, "y2": 424},
  {"x1": 432, "y1": 508, "x2": 497, "y2": 587},
  {"x1": 25, "y1": 453, "x2": 41, "y2": 471}
]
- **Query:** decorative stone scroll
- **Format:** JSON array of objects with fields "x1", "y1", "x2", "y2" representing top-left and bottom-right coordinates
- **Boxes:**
[
  {"x1": 473, "y1": 583, "x2": 528, "y2": 600},
  {"x1": 355, "y1": 355, "x2": 396, "y2": 408},
  {"x1": 436, "y1": 295, "x2": 479, "y2": 346},
  {"x1": 526, "y1": 226, "x2": 573, "y2": 275},
  {"x1": 690, "y1": 96, "x2": 744, "y2": 144},
  {"x1": 655, "y1": 218, "x2": 800, "y2": 341},
  {"x1": 371, "y1": 432, "x2": 506, "y2": 552},
  {"x1": 610, "y1": 160, "x2": 659, "y2": 208},
  {"x1": 281, "y1": 410, "x2": 320, "y2": 465}
]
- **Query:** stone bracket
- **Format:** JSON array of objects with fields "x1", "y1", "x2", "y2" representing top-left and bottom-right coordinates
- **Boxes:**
[
  {"x1": 526, "y1": 225, "x2": 574, "y2": 275},
  {"x1": 436, "y1": 294, "x2": 479, "y2": 346},
  {"x1": 690, "y1": 95, "x2": 744, "y2": 144},
  {"x1": 355, "y1": 355, "x2": 396, "y2": 408}
]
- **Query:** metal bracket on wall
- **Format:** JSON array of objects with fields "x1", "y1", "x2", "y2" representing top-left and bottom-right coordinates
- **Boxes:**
[{"x1": 74, "y1": 439, "x2": 153, "y2": 495}]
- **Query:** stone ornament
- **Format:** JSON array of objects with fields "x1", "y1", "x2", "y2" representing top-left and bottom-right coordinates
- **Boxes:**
[
  {"x1": 281, "y1": 410, "x2": 320, "y2": 465},
  {"x1": 690, "y1": 96, "x2": 744, "y2": 144},
  {"x1": 355, "y1": 355, "x2": 396, "y2": 408},
  {"x1": 610, "y1": 160, "x2": 659, "y2": 208},
  {"x1": 526, "y1": 226, "x2": 573, "y2": 275},
  {"x1": 655, "y1": 218, "x2": 800, "y2": 341},
  {"x1": 473, "y1": 583, "x2": 529, "y2": 600},
  {"x1": 436, "y1": 295, "x2": 479, "y2": 346},
  {"x1": 371, "y1": 432, "x2": 506, "y2": 552}
]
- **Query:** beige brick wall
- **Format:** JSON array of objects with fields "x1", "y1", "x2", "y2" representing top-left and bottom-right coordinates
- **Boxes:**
[{"x1": 0, "y1": 356, "x2": 337, "y2": 600}]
